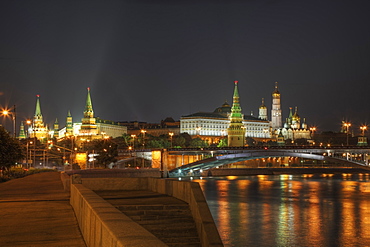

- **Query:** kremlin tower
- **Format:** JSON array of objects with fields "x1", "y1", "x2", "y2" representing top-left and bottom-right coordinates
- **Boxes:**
[
  {"x1": 227, "y1": 81, "x2": 246, "y2": 147},
  {"x1": 271, "y1": 82, "x2": 282, "y2": 130},
  {"x1": 79, "y1": 88, "x2": 98, "y2": 136},
  {"x1": 66, "y1": 110, "x2": 73, "y2": 135},
  {"x1": 28, "y1": 95, "x2": 48, "y2": 141}
]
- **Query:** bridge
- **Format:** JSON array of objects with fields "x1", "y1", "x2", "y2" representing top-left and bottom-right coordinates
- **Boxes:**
[{"x1": 120, "y1": 146, "x2": 370, "y2": 177}]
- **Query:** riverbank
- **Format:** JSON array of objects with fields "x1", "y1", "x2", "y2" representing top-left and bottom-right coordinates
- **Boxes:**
[{"x1": 0, "y1": 172, "x2": 86, "y2": 246}]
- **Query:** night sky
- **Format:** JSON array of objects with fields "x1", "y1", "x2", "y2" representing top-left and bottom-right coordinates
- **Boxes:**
[{"x1": 1, "y1": 0, "x2": 370, "y2": 133}]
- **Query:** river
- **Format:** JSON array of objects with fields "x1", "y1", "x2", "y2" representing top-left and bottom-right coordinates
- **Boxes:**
[{"x1": 194, "y1": 174, "x2": 370, "y2": 247}]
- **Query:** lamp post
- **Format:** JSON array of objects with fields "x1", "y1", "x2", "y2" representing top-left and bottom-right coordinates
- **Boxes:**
[
  {"x1": 1, "y1": 105, "x2": 16, "y2": 138},
  {"x1": 169, "y1": 132, "x2": 174, "y2": 148},
  {"x1": 310, "y1": 127, "x2": 316, "y2": 144},
  {"x1": 131, "y1": 134, "x2": 136, "y2": 149},
  {"x1": 343, "y1": 122, "x2": 351, "y2": 146},
  {"x1": 141, "y1": 130, "x2": 146, "y2": 149},
  {"x1": 360, "y1": 126, "x2": 367, "y2": 136}
]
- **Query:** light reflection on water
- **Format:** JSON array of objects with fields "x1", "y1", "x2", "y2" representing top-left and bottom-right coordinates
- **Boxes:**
[{"x1": 194, "y1": 174, "x2": 370, "y2": 247}]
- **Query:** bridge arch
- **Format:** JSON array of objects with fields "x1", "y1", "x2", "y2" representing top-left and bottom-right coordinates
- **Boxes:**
[{"x1": 168, "y1": 150, "x2": 369, "y2": 177}]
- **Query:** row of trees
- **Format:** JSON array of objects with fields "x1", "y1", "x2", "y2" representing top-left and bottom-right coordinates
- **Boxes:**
[{"x1": 116, "y1": 133, "x2": 210, "y2": 149}]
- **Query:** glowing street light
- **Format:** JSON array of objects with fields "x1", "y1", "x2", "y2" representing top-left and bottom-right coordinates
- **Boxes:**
[
  {"x1": 131, "y1": 134, "x2": 136, "y2": 149},
  {"x1": 1, "y1": 105, "x2": 16, "y2": 138},
  {"x1": 343, "y1": 122, "x2": 351, "y2": 145},
  {"x1": 360, "y1": 126, "x2": 367, "y2": 136},
  {"x1": 169, "y1": 132, "x2": 174, "y2": 148},
  {"x1": 141, "y1": 130, "x2": 146, "y2": 149}
]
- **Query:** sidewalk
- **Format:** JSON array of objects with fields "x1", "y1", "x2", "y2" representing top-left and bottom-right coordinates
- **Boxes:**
[{"x1": 0, "y1": 172, "x2": 86, "y2": 247}]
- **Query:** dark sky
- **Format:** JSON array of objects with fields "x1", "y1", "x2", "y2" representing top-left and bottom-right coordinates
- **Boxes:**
[{"x1": 1, "y1": 0, "x2": 370, "y2": 133}]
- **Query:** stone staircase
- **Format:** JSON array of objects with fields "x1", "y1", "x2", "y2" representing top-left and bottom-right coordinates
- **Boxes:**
[{"x1": 95, "y1": 190, "x2": 202, "y2": 247}]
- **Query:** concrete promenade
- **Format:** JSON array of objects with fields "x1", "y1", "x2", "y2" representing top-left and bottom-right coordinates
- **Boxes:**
[{"x1": 0, "y1": 172, "x2": 86, "y2": 247}]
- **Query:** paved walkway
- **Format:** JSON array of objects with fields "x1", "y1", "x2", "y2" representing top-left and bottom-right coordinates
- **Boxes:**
[{"x1": 0, "y1": 172, "x2": 86, "y2": 247}]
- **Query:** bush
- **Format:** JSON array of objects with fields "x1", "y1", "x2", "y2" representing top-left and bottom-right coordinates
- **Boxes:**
[{"x1": 0, "y1": 168, "x2": 57, "y2": 183}]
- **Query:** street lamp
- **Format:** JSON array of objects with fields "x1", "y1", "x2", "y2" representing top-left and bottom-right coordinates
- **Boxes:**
[
  {"x1": 1, "y1": 105, "x2": 16, "y2": 138},
  {"x1": 131, "y1": 134, "x2": 136, "y2": 149},
  {"x1": 169, "y1": 132, "x2": 174, "y2": 148},
  {"x1": 343, "y1": 122, "x2": 351, "y2": 145},
  {"x1": 310, "y1": 127, "x2": 316, "y2": 141},
  {"x1": 360, "y1": 126, "x2": 367, "y2": 136},
  {"x1": 141, "y1": 130, "x2": 146, "y2": 149}
]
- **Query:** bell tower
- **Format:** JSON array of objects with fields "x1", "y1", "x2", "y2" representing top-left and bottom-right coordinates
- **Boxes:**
[{"x1": 271, "y1": 82, "x2": 282, "y2": 130}]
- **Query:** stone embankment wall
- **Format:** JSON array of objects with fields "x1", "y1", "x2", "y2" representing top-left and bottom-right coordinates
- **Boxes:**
[
  {"x1": 70, "y1": 182, "x2": 167, "y2": 247},
  {"x1": 206, "y1": 167, "x2": 370, "y2": 176},
  {"x1": 68, "y1": 175, "x2": 223, "y2": 247},
  {"x1": 61, "y1": 168, "x2": 161, "y2": 191}
]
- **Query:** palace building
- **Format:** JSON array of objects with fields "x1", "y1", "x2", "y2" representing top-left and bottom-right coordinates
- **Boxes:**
[{"x1": 180, "y1": 81, "x2": 271, "y2": 145}]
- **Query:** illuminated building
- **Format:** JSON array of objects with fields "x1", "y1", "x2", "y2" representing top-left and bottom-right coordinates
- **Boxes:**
[
  {"x1": 227, "y1": 81, "x2": 246, "y2": 146},
  {"x1": 79, "y1": 87, "x2": 98, "y2": 136},
  {"x1": 66, "y1": 110, "x2": 73, "y2": 135},
  {"x1": 18, "y1": 122, "x2": 26, "y2": 139},
  {"x1": 271, "y1": 82, "x2": 282, "y2": 130},
  {"x1": 57, "y1": 88, "x2": 127, "y2": 140},
  {"x1": 258, "y1": 98, "x2": 268, "y2": 120},
  {"x1": 53, "y1": 119, "x2": 59, "y2": 139},
  {"x1": 28, "y1": 95, "x2": 49, "y2": 141},
  {"x1": 180, "y1": 82, "x2": 271, "y2": 145},
  {"x1": 278, "y1": 106, "x2": 311, "y2": 141}
]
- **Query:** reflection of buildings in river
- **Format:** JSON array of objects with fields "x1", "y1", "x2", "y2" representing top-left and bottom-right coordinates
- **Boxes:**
[
  {"x1": 236, "y1": 180, "x2": 250, "y2": 244},
  {"x1": 197, "y1": 176, "x2": 370, "y2": 246},
  {"x1": 306, "y1": 181, "x2": 322, "y2": 244},
  {"x1": 359, "y1": 196, "x2": 370, "y2": 242},
  {"x1": 215, "y1": 180, "x2": 232, "y2": 246},
  {"x1": 341, "y1": 181, "x2": 361, "y2": 244}
]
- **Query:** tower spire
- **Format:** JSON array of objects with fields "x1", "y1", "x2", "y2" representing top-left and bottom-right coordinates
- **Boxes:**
[
  {"x1": 227, "y1": 81, "x2": 246, "y2": 147},
  {"x1": 80, "y1": 88, "x2": 97, "y2": 136},
  {"x1": 18, "y1": 121, "x2": 26, "y2": 139},
  {"x1": 84, "y1": 87, "x2": 94, "y2": 118},
  {"x1": 271, "y1": 82, "x2": 282, "y2": 130},
  {"x1": 35, "y1": 95, "x2": 42, "y2": 117},
  {"x1": 259, "y1": 98, "x2": 268, "y2": 120},
  {"x1": 30, "y1": 95, "x2": 48, "y2": 141},
  {"x1": 230, "y1": 81, "x2": 242, "y2": 119}
]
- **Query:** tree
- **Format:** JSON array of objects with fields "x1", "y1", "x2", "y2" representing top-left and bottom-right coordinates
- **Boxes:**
[
  {"x1": 217, "y1": 138, "x2": 228, "y2": 147},
  {"x1": 189, "y1": 137, "x2": 209, "y2": 148},
  {"x1": 173, "y1": 135, "x2": 186, "y2": 148},
  {"x1": 0, "y1": 126, "x2": 23, "y2": 170},
  {"x1": 91, "y1": 139, "x2": 118, "y2": 168}
]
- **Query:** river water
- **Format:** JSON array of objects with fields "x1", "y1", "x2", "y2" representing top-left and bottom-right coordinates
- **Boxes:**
[{"x1": 194, "y1": 174, "x2": 370, "y2": 247}]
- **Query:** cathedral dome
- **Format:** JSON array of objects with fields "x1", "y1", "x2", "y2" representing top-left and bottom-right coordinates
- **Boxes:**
[
  {"x1": 272, "y1": 82, "x2": 280, "y2": 97},
  {"x1": 292, "y1": 107, "x2": 300, "y2": 122},
  {"x1": 213, "y1": 101, "x2": 231, "y2": 117}
]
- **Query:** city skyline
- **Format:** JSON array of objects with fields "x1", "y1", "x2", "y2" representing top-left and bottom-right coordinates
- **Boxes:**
[{"x1": 1, "y1": 1, "x2": 370, "y2": 133}]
